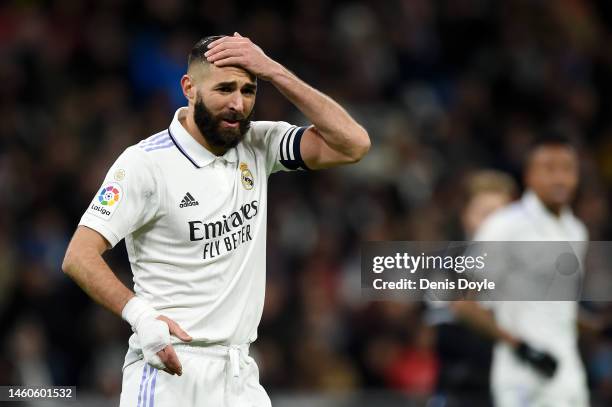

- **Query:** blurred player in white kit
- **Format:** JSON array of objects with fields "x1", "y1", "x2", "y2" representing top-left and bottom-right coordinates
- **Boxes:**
[
  {"x1": 455, "y1": 134, "x2": 590, "y2": 406},
  {"x1": 62, "y1": 33, "x2": 370, "y2": 406}
]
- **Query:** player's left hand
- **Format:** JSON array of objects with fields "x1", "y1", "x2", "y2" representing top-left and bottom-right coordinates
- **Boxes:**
[
  {"x1": 204, "y1": 33, "x2": 281, "y2": 81},
  {"x1": 155, "y1": 315, "x2": 192, "y2": 376},
  {"x1": 514, "y1": 341, "x2": 558, "y2": 378}
]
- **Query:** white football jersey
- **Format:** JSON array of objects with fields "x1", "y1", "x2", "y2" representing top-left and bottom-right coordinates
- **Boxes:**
[
  {"x1": 474, "y1": 190, "x2": 589, "y2": 400},
  {"x1": 79, "y1": 108, "x2": 308, "y2": 367}
]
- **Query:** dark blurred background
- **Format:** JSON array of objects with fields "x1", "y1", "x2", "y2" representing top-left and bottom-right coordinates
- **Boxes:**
[{"x1": 1, "y1": 0, "x2": 612, "y2": 406}]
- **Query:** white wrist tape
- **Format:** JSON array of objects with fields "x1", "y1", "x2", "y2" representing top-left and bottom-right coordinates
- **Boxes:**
[
  {"x1": 122, "y1": 297, "x2": 169, "y2": 370},
  {"x1": 137, "y1": 318, "x2": 171, "y2": 370},
  {"x1": 121, "y1": 296, "x2": 158, "y2": 327}
]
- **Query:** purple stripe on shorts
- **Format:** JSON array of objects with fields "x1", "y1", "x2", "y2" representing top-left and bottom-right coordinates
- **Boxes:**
[
  {"x1": 137, "y1": 363, "x2": 148, "y2": 407},
  {"x1": 149, "y1": 368, "x2": 158, "y2": 407},
  {"x1": 143, "y1": 365, "x2": 154, "y2": 407}
]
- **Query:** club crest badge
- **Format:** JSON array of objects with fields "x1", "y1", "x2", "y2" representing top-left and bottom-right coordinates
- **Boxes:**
[
  {"x1": 240, "y1": 162, "x2": 254, "y2": 190},
  {"x1": 114, "y1": 169, "x2": 126, "y2": 181}
]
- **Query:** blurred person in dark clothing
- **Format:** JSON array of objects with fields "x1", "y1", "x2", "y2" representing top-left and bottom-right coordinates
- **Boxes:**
[{"x1": 427, "y1": 170, "x2": 517, "y2": 406}]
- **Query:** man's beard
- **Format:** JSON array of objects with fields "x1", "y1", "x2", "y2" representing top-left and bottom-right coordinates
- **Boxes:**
[{"x1": 193, "y1": 94, "x2": 252, "y2": 151}]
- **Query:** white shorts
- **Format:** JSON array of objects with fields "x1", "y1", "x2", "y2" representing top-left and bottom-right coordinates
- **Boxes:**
[
  {"x1": 494, "y1": 385, "x2": 589, "y2": 407},
  {"x1": 119, "y1": 344, "x2": 271, "y2": 407},
  {"x1": 492, "y1": 347, "x2": 589, "y2": 407}
]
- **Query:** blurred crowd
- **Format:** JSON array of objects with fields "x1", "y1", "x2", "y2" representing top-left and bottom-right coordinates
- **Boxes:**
[{"x1": 1, "y1": 0, "x2": 612, "y2": 405}]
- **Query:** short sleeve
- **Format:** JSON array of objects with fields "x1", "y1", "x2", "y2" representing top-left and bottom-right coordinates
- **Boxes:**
[
  {"x1": 78, "y1": 146, "x2": 160, "y2": 248},
  {"x1": 254, "y1": 121, "x2": 309, "y2": 175}
]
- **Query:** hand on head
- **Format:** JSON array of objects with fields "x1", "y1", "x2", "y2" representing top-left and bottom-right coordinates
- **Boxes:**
[{"x1": 203, "y1": 33, "x2": 280, "y2": 81}]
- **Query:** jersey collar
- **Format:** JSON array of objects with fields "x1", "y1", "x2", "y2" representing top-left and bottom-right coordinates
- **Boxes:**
[
  {"x1": 168, "y1": 107, "x2": 238, "y2": 168},
  {"x1": 522, "y1": 190, "x2": 574, "y2": 226}
]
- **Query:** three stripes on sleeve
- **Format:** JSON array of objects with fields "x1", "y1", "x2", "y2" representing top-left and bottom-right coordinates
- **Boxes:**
[{"x1": 279, "y1": 126, "x2": 309, "y2": 171}]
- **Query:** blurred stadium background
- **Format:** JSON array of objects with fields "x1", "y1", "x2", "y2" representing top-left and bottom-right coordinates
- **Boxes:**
[{"x1": 1, "y1": 0, "x2": 612, "y2": 406}]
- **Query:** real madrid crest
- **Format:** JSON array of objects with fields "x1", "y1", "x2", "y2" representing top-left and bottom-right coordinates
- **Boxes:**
[
  {"x1": 114, "y1": 168, "x2": 126, "y2": 181},
  {"x1": 240, "y1": 162, "x2": 254, "y2": 190}
]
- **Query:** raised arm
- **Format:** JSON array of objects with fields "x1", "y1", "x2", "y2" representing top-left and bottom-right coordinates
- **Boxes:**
[{"x1": 205, "y1": 33, "x2": 371, "y2": 169}]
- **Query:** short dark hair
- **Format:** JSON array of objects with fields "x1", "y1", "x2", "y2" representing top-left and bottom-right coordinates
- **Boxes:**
[
  {"x1": 524, "y1": 128, "x2": 578, "y2": 169},
  {"x1": 188, "y1": 35, "x2": 227, "y2": 68},
  {"x1": 529, "y1": 128, "x2": 576, "y2": 153}
]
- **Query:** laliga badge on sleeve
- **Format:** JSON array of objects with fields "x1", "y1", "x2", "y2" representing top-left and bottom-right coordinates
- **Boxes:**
[{"x1": 87, "y1": 182, "x2": 124, "y2": 220}]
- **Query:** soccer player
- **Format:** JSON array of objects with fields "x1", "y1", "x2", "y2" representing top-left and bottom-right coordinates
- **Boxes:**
[
  {"x1": 62, "y1": 33, "x2": 370, "y2": 406},
  {"x1": 453, "y1": 135, "x2": 590, "y2": 406}
]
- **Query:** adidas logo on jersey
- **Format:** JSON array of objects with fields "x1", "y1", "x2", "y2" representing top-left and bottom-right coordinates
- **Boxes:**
[{"x1": 179, "y1": 192, "x2": 199, "y2": 208}]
